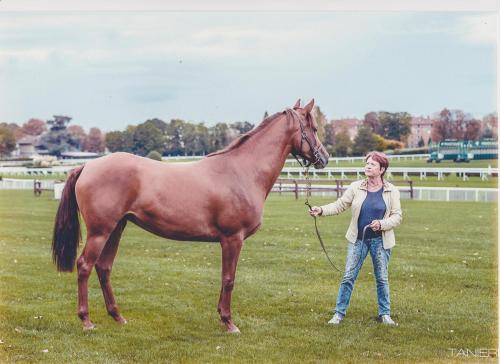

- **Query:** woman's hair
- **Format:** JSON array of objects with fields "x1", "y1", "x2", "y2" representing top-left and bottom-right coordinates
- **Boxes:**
[{"x1": 365, "y1": 151, "x2": 389, "y2": 179}]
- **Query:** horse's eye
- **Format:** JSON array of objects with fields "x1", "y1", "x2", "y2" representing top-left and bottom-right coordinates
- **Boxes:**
[{"x1": 312, "y1": 128, "x2": 318, "y2": 133}]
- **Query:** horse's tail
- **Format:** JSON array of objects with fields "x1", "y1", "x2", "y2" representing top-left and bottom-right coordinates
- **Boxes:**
[{"x1": 52, "y1": 165, "x2": 84, "y2": 272}]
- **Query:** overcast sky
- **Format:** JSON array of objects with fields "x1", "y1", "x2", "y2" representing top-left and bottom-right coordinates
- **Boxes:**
[{"x1": 0, "y1": 1, "x2": 497, "y2": 131}]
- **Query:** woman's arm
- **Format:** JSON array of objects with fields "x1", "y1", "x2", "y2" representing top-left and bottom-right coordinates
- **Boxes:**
[
  {"x1": 379, "y1": 188, "x2": 402, "y2": 230},
  {"x1": 320, "y1": 183, "x2": 356, "y2": 216}
]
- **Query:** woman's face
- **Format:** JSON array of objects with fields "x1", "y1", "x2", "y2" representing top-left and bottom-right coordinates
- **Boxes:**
[{"x1": 364, "y1": 157, "x2": 384, "y2": 178}]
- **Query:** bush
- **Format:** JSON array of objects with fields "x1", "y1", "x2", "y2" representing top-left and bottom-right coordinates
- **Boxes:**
[
  {"x1": 392, "y1": 146, "x2": 429, "y2": 155},
  {"x1": 146, "y1": 150, "x2": 162, "y2": 161},
  {"x1": 385, "y1": 139, "x2": 405, "y2": 150}
]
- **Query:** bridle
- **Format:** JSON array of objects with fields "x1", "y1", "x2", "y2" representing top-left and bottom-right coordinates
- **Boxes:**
[{"x1": 289, "y1": 109, "x2": 323, "y2": 168}]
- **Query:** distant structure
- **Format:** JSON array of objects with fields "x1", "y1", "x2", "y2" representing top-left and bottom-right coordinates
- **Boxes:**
[
  {"x1": 408, "y1": 116, "x2": 434, "y2": 148},
  {"x1": 13, "y1": 135, "x2": 49, "y2": 158},
  {"x1": 330, "y1": 118, "x2": 362, "y2": 140}
]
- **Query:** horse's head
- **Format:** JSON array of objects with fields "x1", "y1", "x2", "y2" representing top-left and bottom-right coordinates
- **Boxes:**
[{"x1": 290, "y1": 99, "x2": 329, "y2": 169}]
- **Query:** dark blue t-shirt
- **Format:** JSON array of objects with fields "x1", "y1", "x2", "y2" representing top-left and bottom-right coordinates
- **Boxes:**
[{"x1": 357, "y1": 187, "x2": 386, "y2": 240}]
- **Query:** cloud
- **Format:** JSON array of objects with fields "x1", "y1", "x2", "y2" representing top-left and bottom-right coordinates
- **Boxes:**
[{"x1": 0, "y1": 12, "x2": 389, "y2": 69}]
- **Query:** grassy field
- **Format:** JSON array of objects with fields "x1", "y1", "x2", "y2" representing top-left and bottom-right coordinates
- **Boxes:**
[{"x1": 0, "y1": 191, "x2": 497, "y2": 363}]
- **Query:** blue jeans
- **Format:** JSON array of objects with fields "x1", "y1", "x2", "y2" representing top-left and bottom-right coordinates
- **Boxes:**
[{"x1": 335, "y1": 236, "x2": 392, "y2": 317}]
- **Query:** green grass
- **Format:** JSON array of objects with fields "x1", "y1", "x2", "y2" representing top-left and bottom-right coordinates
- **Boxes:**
[{"x1": 0, "y1": 191, "x2": 497, "y2": 363}]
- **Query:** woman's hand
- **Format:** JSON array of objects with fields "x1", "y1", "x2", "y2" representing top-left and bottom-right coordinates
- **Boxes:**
[
  {"x1": 369, "y1": 220, "x2": 381, "y2": 231},
  {"x1": 309, "y1": 206, "x2": 323, "y2": 217}
]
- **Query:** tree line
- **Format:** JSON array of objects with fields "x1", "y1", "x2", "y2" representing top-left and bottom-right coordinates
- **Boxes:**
[{"x1": 0, "y1": 106, "x2": 496, "y2": 158}]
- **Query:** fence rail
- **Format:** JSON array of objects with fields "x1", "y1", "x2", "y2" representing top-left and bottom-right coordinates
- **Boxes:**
[
  {"x1": 271, "y1": 180, "x2": 497, "y2": 202},
  {"x1": 0, "y1": 177, "x2": 497, "y2": 202},
  {"x1": 281, "y1": 166, "x2": 498, "y2": 181}
]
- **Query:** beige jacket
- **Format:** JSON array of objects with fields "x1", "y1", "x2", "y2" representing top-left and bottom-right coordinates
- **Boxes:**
[{"x1": 320, "y1": 179, "x2": 402, "y2": 249}]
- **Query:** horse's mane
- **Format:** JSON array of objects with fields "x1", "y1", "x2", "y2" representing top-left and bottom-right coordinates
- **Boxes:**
[{"x1": 206, "y1": 111, "x2": 287, "y2": 158}]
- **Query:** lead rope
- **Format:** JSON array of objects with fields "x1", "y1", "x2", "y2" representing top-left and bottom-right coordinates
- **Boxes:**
[{"x1": 303, "y1": 166, "x2": 369, "y2": 274}]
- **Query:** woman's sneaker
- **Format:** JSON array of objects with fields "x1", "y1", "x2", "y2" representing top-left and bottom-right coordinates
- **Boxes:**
[
  {"x1": 380, "y1": 314, "x2": 396, "y2": 325},
  {"x1": 327, "y1": 313, "x2": 344, "y2": 325}
]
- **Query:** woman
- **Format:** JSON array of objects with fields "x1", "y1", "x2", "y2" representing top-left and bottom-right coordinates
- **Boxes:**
[{"x1": 309, "y1": 151, "x2": 402, "y2": 325}]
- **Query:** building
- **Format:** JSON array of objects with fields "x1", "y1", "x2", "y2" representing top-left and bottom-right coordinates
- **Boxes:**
[
  {"x1": 15, "y1": 135, "x2": 39, "y2": 158},
  {"x1": 330, "y1": 118, "x2": 362, "y2": 140},
  {"x1": 408, "y1": 116, "x2": 434, "y2": 148}
]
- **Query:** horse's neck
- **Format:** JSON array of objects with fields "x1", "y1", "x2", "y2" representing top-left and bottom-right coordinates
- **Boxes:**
[{"x1": 232, "y1": 119, "x2": 293, "y2": 194}]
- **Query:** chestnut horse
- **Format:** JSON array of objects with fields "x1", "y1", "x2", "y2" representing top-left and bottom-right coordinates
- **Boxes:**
[{"x1": 52, "y1": 99, "x2": 329, "y2": 333}]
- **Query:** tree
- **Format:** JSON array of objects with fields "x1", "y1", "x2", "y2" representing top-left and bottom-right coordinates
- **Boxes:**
[
  {"x1": 180, "y1": 122, "x2": 211, "y2": 156},
  {"x1": 209, "y1": 123, "x2": 230, "y2": 153},
  {"x1": 83, "y1": 127, "x2": 105, "y2": 153},
  {"x1": 373, "y1": 134, "x2": 387, "y2": 151},
  {"x1": 165, "y1": 119, "x2": 186, "y2": 155},
  {"x1": 144, "y1": 118, "x2": 168, "y2": 133},
  {"x1": 0, "y1": 125, "x2": 16, "y2": 157},
  {"x1": 333, "y1": 127, "x2": 353, "y2": 157},
  {"x1": 133, "y1": 122, "x2": 165, "y2": 156},
  {"x1": 22, "y1": 118, "x2": 46, "y2": 136},
  {"x1": 464, "y1": 119, "x2": 482, "y2": 141},
  {"x1": 324, "y1": 122, "x2": 336, "y2": 154},
  {"x1": 378, "y1": 112, "x2": 412, "y2": 143},
  {"x1": 313, "y1": 106, "x2": 326, "y2": 142},
  {"x1": 0, "y1": 122, "x2": 23, "y2": 140},
  {"x1": 352, "y1": 126, "x2": 377, "y2": 156},
  {"x1": 105, "y1": 127, "x2": 135, "y2": 153},
  {"x1": 38, "y1": 115, "x2": 79, "y2": 156},
  {"x1": 67, "y1": 125, "x2": 87, "y2": 150},
  {"x1": 363, "y1": 112, "x2": 383, "y2": 135},
  {"x1": 431, "y1": 108, "x2": 483, "y2": 142},
  {"x1": 482, "y1": 113, "x2": 498, "y2": 139},
  {"x1": 230, "y1": 121, "x2": 254, "y2": 135}
]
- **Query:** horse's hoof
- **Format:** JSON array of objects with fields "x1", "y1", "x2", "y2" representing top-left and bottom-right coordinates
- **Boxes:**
[
  {"x1": 227, "y1": 325, "x2": 240, "y2": 334},
  {"x1": 82, "y1": 322, "x2": 95, "y2": 331},
  {"x1": 115, "y1": 316, "x2": 127, "y2": 325}
]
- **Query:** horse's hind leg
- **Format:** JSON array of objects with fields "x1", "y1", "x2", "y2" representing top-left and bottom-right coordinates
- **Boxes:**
[
  {"x1": 95, "y1": 219, "x2": 127, "y2": 324},
  {"x1": 76, "y1": 227, "x2": 114, "y2": 330}
]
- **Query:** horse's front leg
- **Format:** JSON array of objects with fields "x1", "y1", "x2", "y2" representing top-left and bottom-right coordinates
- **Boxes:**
[{"x1": 218, "y1": 233, "x2": 243, "y2": 334}]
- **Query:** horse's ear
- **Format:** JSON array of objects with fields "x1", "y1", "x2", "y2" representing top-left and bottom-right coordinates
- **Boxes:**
[
  {"x1": 293, "y1": 99, "x2": 301, "y2": 109},
  {"x1": 304, "y1": 99, "x2": 315, "y2": 114}
]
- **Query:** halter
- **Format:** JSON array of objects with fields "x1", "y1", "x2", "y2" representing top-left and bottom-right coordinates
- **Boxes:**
[{"x1": 289, "y1": 109, "x2": 323, "y2": 168}]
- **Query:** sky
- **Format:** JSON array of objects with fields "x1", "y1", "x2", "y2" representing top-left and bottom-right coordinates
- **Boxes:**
[{"x1": 0, "y1": 1, "x2": 497, "y2": 131}]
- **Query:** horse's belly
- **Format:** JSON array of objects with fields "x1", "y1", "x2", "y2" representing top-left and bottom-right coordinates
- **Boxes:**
[{"x1": 127, "y1": 212, "x2": 220, "y2": 242}]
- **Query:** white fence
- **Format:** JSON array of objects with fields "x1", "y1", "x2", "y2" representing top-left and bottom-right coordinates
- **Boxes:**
[
  {"x1": 1, "y1": 178, "x2": 496, "y2": 202},
  {"x1": 1, "y1": 164, "x2": 497, "y2": 182},
  {"x1": 281, "y1": 167, "x2": 498, "y2": 181},
  {"x1": 159, "y1": 154, "x2": 431, "y2": 164},
  {"x1": 0, "y1": 166, "x2": 74, "y2": 176},
  {"x1": 271, "y1": 183, "x2": 497, "y2": 202},
  {"x1": 0, "y1": 178, "x2": 56, "y2": 190}
]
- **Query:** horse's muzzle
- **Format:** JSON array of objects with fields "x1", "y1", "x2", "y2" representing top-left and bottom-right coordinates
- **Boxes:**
[{"x1": 313, "y1": 148, "x2": 329, "y2": 169}]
